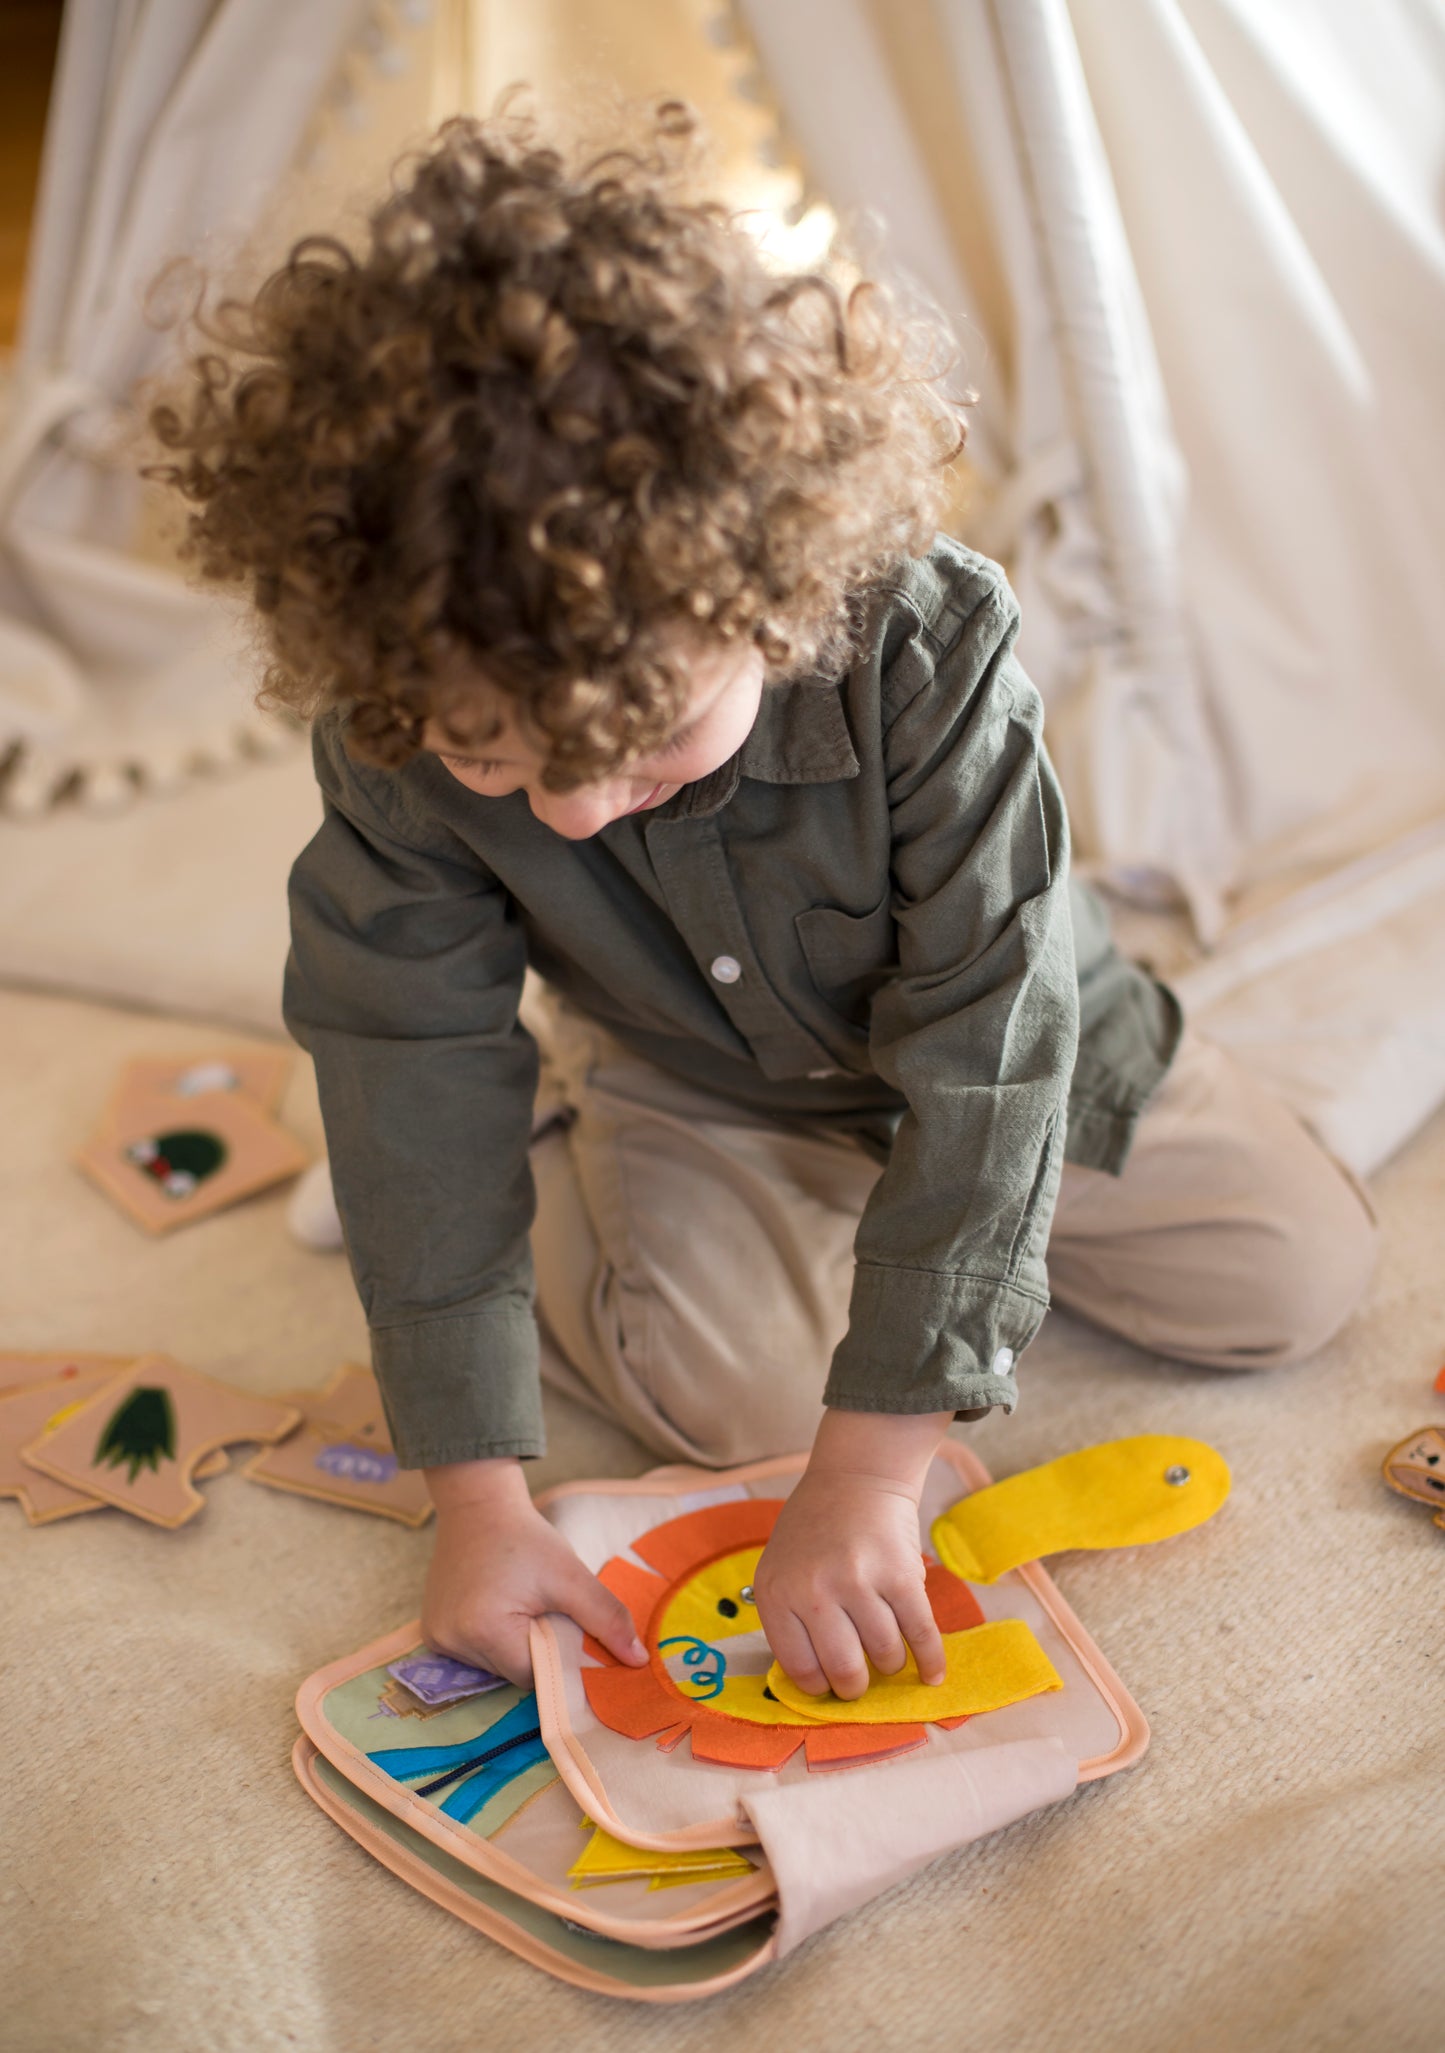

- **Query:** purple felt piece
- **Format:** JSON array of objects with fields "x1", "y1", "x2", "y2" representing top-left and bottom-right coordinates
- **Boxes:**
[
  {"x1": 315, "y1": 1443, "x2": 399, "y2": 1485},
  {"x1": 386, "y1": 1653, "x2": 506, "y2": 1705}
]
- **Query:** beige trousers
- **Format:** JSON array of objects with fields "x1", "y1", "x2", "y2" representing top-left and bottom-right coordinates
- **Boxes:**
[{"x1": 530, "y1": 1005, "x2": 1378, "y2": 1468}]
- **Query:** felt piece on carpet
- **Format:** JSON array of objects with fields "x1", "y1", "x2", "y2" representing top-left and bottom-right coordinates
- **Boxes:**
[
  {"x1": 0, "y1": 1369, "x2": 123, "y2": 1523},
  {"x1": 930, "y1": 1435, "x2": 1232, "y2": 1585},
  {"x1": 21, "y1": 1356, "x2": 300, "y2": 1527},
  {"x1": 1382, "y1": 1427, "x2": 1445, "y2": 1530},
  {"x1": 567, "y1": 1824, "x2": 753, "y2": 1888},
  {"x1": 0, "y1": 1350, "x2": 135, "y2": 1396},
  {"x1": 766, "y1": 1621, "x2": 1062, "y2": 1724},
  {"x1": 76, "y1": 1085, "x2": 308, "y2": 1235},
  {"x1": 243, "y1": 1365, "x2": 432, "y2": 1526},
  {"x1": 101, "y1": 1049, "x2": 292, "y2": 1130},
  {"x1": 1, "y1": 1373, "x2": 231, "y2": 1524}
]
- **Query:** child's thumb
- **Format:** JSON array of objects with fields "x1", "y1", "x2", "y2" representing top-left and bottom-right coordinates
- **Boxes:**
[{"x1": 570, "y1": 1571, "x2": 649, "y2": 1666}]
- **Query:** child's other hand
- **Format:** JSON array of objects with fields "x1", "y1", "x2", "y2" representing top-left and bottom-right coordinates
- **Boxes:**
[
  {"x1": 752, "y1": 1407, "x2": 954, "y2": 1701},
  {"x1": 421, "y1": 1458, "x2": 647, "y2": 1689}
]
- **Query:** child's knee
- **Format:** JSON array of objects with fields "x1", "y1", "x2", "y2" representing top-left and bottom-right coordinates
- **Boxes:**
[{"x1": 1214, "y1": 1161, "x2": 1377, "y2": 1370}]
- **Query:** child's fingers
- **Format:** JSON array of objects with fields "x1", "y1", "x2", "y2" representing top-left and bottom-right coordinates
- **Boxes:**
[
  {"x1": 424, "y1": 1626, "x2": 532, "y2": 1692},
  {"x1": 566, "y1": 1567, "x2": 649, "y2": 1667},
  {"x1": 846, "y1": 1595, "x2": 910, "y2": 1678},
  {"x1": 764, "y1": 1611, "x2": 831, "y2": 1697},
  {"x1": 801, "y1": 1614, "x2": 873, "y2": 1701},
  {"x1": 887, "y1": 1582, "x2": 947, "y2": 1686}
]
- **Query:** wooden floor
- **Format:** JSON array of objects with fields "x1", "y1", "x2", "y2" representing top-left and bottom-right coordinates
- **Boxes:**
[{"x1": 0, "y1": 0, "x2": 64, "y2": 350}]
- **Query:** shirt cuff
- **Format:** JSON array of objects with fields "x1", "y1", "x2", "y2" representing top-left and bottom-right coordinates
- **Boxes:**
[
  {"x1": 369, "y1": 1297, "x2": 544, "y2": 1468},
  {"x1": 824, "y1": 1262, "x2": 1048, "y2": 1416}
]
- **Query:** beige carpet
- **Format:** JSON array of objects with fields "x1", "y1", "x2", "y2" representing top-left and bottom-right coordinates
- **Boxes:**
[{"x1": 3, "y1": 985, "x2": 1441, "y2": 2053}]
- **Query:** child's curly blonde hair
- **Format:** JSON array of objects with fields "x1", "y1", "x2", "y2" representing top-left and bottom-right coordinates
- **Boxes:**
[{"x1": 150, "y1": 102, "x2": 969, "y2": 785}]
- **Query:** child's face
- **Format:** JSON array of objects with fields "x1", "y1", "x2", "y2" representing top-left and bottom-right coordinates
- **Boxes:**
[{"x1": 423, "y1": 641, "x2": 765, "y2": 839}]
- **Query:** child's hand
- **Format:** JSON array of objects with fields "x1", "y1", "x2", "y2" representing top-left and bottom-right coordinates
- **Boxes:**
[
  {"x1": 752, "y1": 1408, "x2": 955, "y2": 1700},
  {"x1": 421, "y1": 1458, "x2": 648, "y2": 1689}
]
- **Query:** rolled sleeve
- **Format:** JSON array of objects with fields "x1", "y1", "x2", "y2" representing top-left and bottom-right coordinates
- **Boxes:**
[
  {"x1": 284, "y1": 715, "x2": 543, "y2": 1466},
  {"x1": 823, "y1": 577, "x2": 1077, "y2": 1418}
]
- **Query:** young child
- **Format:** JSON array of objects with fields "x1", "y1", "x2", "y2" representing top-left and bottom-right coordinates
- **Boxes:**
[{"x1": 152, "y1": 108, "x2": 1375, "y2": 1706}]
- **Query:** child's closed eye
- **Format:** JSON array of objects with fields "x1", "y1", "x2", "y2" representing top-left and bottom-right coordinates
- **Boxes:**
[{"x1": 654, "y1": 721, "x2": 700, "y2": 758}]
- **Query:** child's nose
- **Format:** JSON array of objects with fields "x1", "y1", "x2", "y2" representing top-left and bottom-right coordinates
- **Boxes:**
[{"x1": 527, "y1": 785, "x2": 630, "y2": 840}]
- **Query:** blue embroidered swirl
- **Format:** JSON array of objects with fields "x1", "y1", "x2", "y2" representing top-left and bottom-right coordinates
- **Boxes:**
[{"x1": 656, "y1": 1634, "x2": 727, "y2": 1701}]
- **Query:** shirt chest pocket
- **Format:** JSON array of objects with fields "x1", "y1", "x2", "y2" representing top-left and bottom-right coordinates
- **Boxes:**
[{"x1": 794, "y1": 891, "x2": 898, "y2": 1029}]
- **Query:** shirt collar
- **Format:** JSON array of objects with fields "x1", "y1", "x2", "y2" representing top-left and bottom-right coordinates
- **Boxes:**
[{"x1": 651, "y1": 677, "x2": 860, "y2": 822}]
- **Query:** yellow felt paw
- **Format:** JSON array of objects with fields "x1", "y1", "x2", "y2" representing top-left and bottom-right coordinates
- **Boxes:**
[
  {"x1": 930, "y1": 1434, "x2": 1231, "y2": 1585},
  {"x1": 765, "y1": 1619, "x2": 1062, "y2": 1725}
]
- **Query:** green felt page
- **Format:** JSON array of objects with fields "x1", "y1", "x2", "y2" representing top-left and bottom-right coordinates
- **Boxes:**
[{"x1": 310, "y1": 1752, "x2": 775, "y2": 1990}]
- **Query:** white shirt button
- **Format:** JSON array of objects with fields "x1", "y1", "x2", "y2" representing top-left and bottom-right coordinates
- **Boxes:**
[
  {"x1": 709, "y1": 955, "x2": 742, "y2": 984},
  {"x1": 992, "y1": 1347, "x2": 1015, "y2": 1374}
]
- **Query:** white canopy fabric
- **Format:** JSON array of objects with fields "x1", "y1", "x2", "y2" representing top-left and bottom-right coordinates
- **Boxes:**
[
  {"x1": 738, "y1": 0, "x2": 1445, "y2": 917},
  {"x1": 736, "y1": 0, "x2": 1445, "y2": 1166},
  {"x1": 0, "y1": 0, "x2": 415, "y2": 815}
]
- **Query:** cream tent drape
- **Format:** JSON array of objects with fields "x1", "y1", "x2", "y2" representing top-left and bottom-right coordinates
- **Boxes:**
[
  {"x1": 732, "y1": 0, "x2": 1445, "y2": 1170},
  {"x1": 0, "y1": 0, "x2": 446, "y2": 815}
]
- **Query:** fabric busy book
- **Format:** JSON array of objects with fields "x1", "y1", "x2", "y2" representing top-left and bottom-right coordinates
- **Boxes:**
[{"x1": 292, "y1": 1434, "x2": 1229, "y2": 2001}]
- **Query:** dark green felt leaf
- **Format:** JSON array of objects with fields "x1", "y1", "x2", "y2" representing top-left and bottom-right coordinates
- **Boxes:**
[{"x1": 93, "y1": 1386, "x2": 177, "y2": 1483}]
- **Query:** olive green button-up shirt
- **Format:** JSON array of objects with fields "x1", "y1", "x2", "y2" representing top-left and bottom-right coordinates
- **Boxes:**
[{"x1": 284, "y1": 539, "x2": 1181, "y2": 1468}]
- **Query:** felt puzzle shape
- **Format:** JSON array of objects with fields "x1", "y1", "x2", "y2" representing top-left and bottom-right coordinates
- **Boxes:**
[
  {"x1": 243, "y1": 1364, "x2": 433, "y2": 1526},
  {"x1": 0, "y1": 1350, "x2": 134, "y2": 1396},
  {"x1": 22, "y1": 1356, "x2": 300, "y2": 1527},
  {"x1": 1, "y1": 1365, "x2": 229, "y2": 1524},
  {"x1": 102, "y1": 1049, "x2": 293, "y2": 1131},
  {"x1": 929, "y1": 1434, "x2": 1231, "y2": 1585},
  {"x1": 1382, "y1": 1427, "x2": 1445, "y2": 1530},
  {"x1": 76, "y1": 1086, "x2": 308, "y2": 1235},
  {"x1": 0, "y1": 1369, "x2": 125, "y2": 1523}
]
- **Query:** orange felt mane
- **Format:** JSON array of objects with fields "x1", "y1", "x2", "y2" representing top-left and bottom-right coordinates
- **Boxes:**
[{"x1": 580, "y1": 1498, "x2": 984, "y2": 1772}]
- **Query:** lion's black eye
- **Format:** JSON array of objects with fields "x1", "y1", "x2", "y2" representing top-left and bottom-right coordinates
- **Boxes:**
[{"x1": 716, "y1": 1597, "x2": 738, "y2": 1618}]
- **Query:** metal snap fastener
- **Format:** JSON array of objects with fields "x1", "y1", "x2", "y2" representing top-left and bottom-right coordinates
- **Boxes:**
[
  {"x1": 1165, "y1": 1465, "x2": 1191, "y2": 1486},
  {"x1": 739, "y1": 1584, "x2": 755, "y2": 1603}
]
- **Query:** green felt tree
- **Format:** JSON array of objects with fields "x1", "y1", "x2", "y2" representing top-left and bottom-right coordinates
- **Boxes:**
[{"x1": 93, "y1": 1386, "x2": 177, "y2": 1483}]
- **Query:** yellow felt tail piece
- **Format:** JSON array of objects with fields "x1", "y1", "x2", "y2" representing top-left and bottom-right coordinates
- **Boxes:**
[
  {"x1": 930, "y1": 1435, "x2": 1231, "y2": 1585},
  {"x1": 766, "y1": 1619, "x2": 1062, "y2": 1725}
]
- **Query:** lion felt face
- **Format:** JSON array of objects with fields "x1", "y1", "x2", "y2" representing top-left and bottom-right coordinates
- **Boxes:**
[{"x1": 581, "y1": 1496, "x2": 987, "y2": 1772}]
